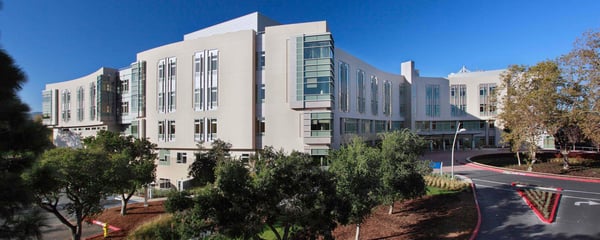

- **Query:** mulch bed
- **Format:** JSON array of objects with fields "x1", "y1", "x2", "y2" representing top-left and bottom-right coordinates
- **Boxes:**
[
  {"x1": 86, "y1": 201, "x2": 165, "y2": 240},
  {"x1": 333, "y1": 190, "x2": 476, "y2": 240}
]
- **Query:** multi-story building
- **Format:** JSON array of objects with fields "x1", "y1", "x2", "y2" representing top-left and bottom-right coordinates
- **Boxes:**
[{"x1": 42, "y1": 12, "x2": 504, "y2": 189}]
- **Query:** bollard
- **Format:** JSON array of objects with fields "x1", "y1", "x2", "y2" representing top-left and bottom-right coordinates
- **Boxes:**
[{"x1": 103, "y1": 222, "x2": 109, "y2": 237}]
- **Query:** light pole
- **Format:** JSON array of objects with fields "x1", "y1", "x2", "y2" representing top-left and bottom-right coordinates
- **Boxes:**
[{"x1": 451, "y1": 126, "x2": 466, "y2": 179}]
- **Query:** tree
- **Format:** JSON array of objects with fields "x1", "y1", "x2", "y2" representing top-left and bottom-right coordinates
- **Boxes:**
[
  {"x1": 24, "y1": 148, "x2": 112, "y2": 240},
  {"x1": 0, "y1": 48, "x2": 52, "y2": 239},
  {"x1": 193, "y1": 160, "x2": 263, "y2": 239},
  {"x1": 560, "y1": 30, "x2": 600, "y2": 148},
  {"x1": 329, "y1": 138, "x2": 380, "y2": 240},
  {"x1": 188, "y1": 139, "x2": 232, "y2": 186},
  {"x1": 253, "y1": 151, "x2": 339, "y2": 239},
  {"x1": 379, "y1": 129, "x2": 430, "y2": 214},
  {"x1": 83, "y1": 130, "x2": 157, "y2": 215},
  {"x1": 496, "y1": 61, "x2": 563, "y2": 171}
]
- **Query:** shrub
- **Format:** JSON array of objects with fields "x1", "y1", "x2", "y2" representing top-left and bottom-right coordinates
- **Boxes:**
[
  {"x1": 128, "y1": 214, "x2": 179, "y2": 240},
  {"x1": 424, "y1": 174, "x2": 469, "y2": 191},
  {"x1": 164, "y1": 191, "x2": 193, "y2": 213}
]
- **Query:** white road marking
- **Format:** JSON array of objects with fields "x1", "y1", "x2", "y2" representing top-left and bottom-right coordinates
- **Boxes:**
[
  {"x1": 562, "y1": 195, "x2": 600, "y2": 202},
  {"x1": 563, "y1": 189, "x2": 600, "y2": 196}
]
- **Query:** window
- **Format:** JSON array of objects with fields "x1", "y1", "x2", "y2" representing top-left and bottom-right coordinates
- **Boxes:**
[
  {"x1": 61, "y1": 90, "x2": 71, "y2": 122},
  {"x1": 450, "y1": 84, "x2": 467, "y2": 116},
  {"x1": 157, "y1": 60, "x2": 165, "y2": 112},
  {"x1": 208, "y1": 51, "x2": 218, "y2": 110},
  {"x1": 77, "y1": 87, "x2": 84, "y2": 121},
  {"x1": 121, "y1": 102, "x2": 129, "y2": 115},
  {"x1": 256, "y1": 51, "x2": 265, "y2": 70},
  {"x1": 193, "y1": 52, "x2": 204, "y2": 111},
  {"x1": 479, "y1": 83, "x2": 497, "y2": 116},
  {"x1": 121, "y1": 79, "x2": 129, "y2": 93},
  {"x1": 158, "y1": 121, "x2": 165, "y2": 141},
  {"x1": 256, "y1": 117, "x2": 265, "y2": 136},
  {"x1": 159, "y1": 178, "x2": 171, "y2": 189},
  {"x1": 297, "y1": 34, "x2": 334, "y2": 102},
  {"x1": 371, "y1": 76, "x2": 378, "y2": 115},
  {"x1": 339, "y1": 62, "x2": 349, "y2": 112},
  {"x1": 168, "y1": 120, "x2": 176, "y2": 141},
  {"x1": 159, "y1": 150, "x2": 170, "y2": 166},
  {"x1": 177, "y1": 152, "x2": 187, "y2": 164},
  {"x1": 168, "y1": 58, "x2": 177, "y2": 112},
  {"x1": 89, "y1": 83, "x2": 96, "y2": 120},
  {"x1": 357, "y1": 70, "x2": 365, "y2": 113},
  {"x1": 208, "y1": 118, "x2": 217, "y2": 141},
  {"x1": 256, "y1": 84, "x2": 265, "y2": 103},
  {"x1": 426, "y1": 84, "x2": 440, "y2": 117},
  {"x1": 342, "y1": 118, "x2": 358, "y2": 134},
  {"x1": 399, "y1": 83, "x2": 407, "y2": 117},
  {"x1": 310, "y1": 112, "x2": 332, "y2": 137},
  {"x1": 383, "y1": 81, "x2": 392, "y2": 116},
  {"x1": 194, "y1": 119, "x2": 204, "y2": 142}
]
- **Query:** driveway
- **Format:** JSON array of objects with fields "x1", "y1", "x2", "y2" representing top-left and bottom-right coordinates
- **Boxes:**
[{"x1": 422, "y1": 149, "x2": 600, "y2": 239}]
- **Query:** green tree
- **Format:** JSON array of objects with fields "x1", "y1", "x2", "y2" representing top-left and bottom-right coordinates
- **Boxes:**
[
  {"x1": 193, "y1": 160, "x2": 263, "y2": 239},
  {"x1": 188, "y1": 139, "x2": 232, "y2": 186},
  {"x1": 329, "y1": 138, "x2": 380, "y2": 240},
  {"x1": 24, "y1": 148, "x2": 111, "y2": 240},
  {"x1": 254, "y1": 151, "x2": 339, "y2": 239},
  {"x1": 497, "y1": 61, "x2": 563, "y2": 171},
  {"x1": 0, "y1": 48, "x2": 52, "y2": 239},
  {"x1": 560, "y1": 30, "x2": 600, "y2": 148},
  {"x1": 83, "y1": 130, "x2": 157, "y2": 215},
  {"x1": 378, "y1": 129, "x2": 430, "y2": 214}
]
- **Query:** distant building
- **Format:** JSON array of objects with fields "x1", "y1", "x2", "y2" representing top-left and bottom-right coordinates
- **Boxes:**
[{"x1": 42, "y1": 12, "x2": 504, "y2": 189}]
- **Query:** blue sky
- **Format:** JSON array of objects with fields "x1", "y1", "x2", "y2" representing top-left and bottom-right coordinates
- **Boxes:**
[{"x1": 1, "y1": 0, "x2": 599, "y2": 112}]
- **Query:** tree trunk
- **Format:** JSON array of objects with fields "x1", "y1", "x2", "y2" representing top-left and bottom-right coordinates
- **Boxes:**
[
  {"x1": 389, "y1": 203, "x2": 394, "y2": 214},
  {"x1": 267, "y1": 224, "x2": 282, "y2": 240},
  {"x1": 73, "y1": 211, "x2": 83, "y2": 240},
  {"x1": 282, "y1": 224, "x2": 290, "y2": 240},
  {"x1": 561, "y1": 149, "x2": 570, "y2": 170},
  {"x1": 355, "y1": 223, "x2": 360, "y2": 240},
  {"x1": 516, "y1": 152, "x2": 521, "y2": 166}
]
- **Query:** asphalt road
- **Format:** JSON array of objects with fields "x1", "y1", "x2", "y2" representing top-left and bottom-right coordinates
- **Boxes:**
[{"x1": 423, "y1": 149, "x2": 600, "y2": 240}]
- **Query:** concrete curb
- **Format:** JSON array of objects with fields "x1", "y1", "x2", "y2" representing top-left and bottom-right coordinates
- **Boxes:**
[{"x1": 464, "y1": 157, "x2": 600, "y2": 183}]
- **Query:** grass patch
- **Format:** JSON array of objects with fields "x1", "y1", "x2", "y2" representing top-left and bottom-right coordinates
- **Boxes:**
[{"x1": 426, "y1": 186, "x2": 460, "y2": 195}]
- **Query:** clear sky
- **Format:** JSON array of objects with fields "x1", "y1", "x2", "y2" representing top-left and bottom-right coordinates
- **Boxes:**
[{"x1": 1, "y1": 0, "x2": 599, "y2": 112}]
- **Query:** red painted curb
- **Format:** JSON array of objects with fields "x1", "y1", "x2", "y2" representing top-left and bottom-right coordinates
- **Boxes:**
[
  {"x1": 84, "y1": 220, "x2": 122, "y2": 239},
  {"x1": 469, "y1": 182, "x2": 482, "y2": 240},
  {"x1": 466, "y1": 162, "x2": 600, "y2": 183},
  {"x1": 512, "y1": 183, "x2": 562, "y2": 224}
]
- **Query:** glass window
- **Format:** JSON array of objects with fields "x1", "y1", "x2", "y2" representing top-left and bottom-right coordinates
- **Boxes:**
[
  {"x1": 383, "y1": 81, "x2": 392, "y2": 116},
  {"x1": 177, "y1": 152, "x2": 187, "y2": 164},
  {"x1": 194, "y1": 119, "x2": 204, "y2": 142},
  {"x1": 208, "y1": 118, "x2": 217, "y2": 141},
  {"x1": 193, "y1": 52, "x2": 204, "y2": 111},
  {"x1": 256, "y1": 117, "x2": 265, "y2": 136},
  {"x1": 168, "y1": 120, "x2": 176, "y2": 141},
  {"x1": 158, "y1": 121, "x2": 165, "y2": 141},
  {"x1": 357, "y1": 70, "x2": 365, "y2": 113},
  {"x1": 371, "y1": 76, "x2": 378, "y2": 115},
  {"x1": 426, "y1": 84, "x2": 440, "y2": 117},
  {"x1": 339, "y1": 62, "x2": 349, "y2": 112}
]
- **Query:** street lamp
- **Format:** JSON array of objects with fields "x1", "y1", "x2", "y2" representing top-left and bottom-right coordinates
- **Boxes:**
[{"x1": 451, "y1": 127, "x2": 466, "y2": 179}]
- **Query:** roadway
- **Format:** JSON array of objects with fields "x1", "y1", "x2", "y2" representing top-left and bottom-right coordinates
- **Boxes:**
[{"x1": 423, "y1": 149, "x2": 600, "y2": 240}]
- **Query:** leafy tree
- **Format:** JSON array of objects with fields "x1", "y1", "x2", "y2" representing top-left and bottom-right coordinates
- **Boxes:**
[
  {"x1": 496, "y1": 61, "x2": 563, "y2": 171},
  {"x1": 560, "y1": 30, "x2": 600, "y2": 148},
  {"x1": 193, "y1": 160, "x2": 263, "y2": 239},
  {"x1": 188, "y1": 139, "x2": 232, "y2": 186},
  {"x1": 83, "y1": 130, "x2": 157, "y2": 215},
  {"x1": 24, "y1": 148, "x2": 111, "y2": 240},
  {"x1": 254, "y1": 151, "x2": 339, "y2": 239},
  {"x1": 0, "y1": 48, "x2": 52, "y2": 239},
  {"x1": 379, "y1": 129, "x2": 430, "y2": 214},
  {"x1": 329, "y1": 138, "x2": 380, "y2": 240}
]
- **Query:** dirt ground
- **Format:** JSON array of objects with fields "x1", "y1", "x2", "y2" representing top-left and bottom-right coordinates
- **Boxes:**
[
  {"x1": 88, "y1": 190, "x2": 476, "y2": 240},
  {"x1": 87, "y1": 201, "x2": 165, "y2": 240}
]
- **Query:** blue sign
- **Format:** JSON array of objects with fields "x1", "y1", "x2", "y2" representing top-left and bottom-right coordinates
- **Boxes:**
[{"x1": 430, "y1": 161, "x2": 442, "y2": 169}]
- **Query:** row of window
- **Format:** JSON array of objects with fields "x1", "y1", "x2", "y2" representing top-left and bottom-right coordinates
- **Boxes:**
[
  {"x1": 427, "y1": 83, "x2": 497, "y2": 117},
  {"x1": 415, "y1": 120, "x2": 495, "y2": 132},
  {"x1": 338, "y1": 64, "x2": 400, "y2": 117},
  {"x1": 340, "y1": 118, "x2": 404, "y2": 135}
]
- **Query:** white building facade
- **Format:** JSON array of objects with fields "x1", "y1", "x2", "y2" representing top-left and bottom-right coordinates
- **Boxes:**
[{"x1": 43, "y1": 12, "x2": 504, "y2": 189}]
